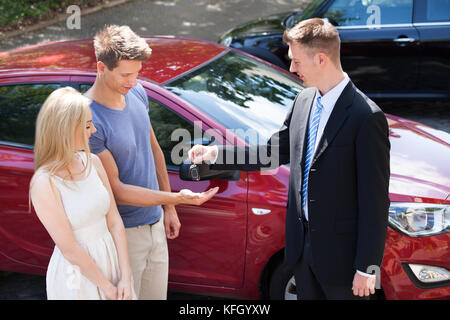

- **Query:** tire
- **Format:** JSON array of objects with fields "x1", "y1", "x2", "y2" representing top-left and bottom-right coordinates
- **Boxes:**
[{"x1": 268, "y1": 261, "x2": 297, "y2": 300}]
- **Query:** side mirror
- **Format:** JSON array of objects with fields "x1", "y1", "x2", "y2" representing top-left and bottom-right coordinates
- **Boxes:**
[{"x1": 179, "y1": 163, "x2": 240, "y2": 181}]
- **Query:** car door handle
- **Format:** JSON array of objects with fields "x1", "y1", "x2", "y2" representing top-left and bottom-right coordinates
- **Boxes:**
[{"x1": 393, "y1": 37, "x2": 416, "y2": 43}]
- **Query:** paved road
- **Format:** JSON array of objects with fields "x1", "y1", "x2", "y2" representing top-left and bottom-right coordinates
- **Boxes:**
[{"x1": 0, "y1": 0, "x2": 448, "y2": 301}]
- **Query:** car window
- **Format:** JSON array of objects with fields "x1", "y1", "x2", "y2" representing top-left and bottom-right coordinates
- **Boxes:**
[
  {"x1": 148, "y1": 98, "x2": 211, "y2": 169},
  {"x1": 323, "y1": 0, "x2": 413, "y2": 27},
  {"x1": 0, "y1": 83, "x2": 61, "y2": 146},
  {"x1": 165, "y1": 50, "x2": 303, "y2": 145},
  {"x1": 425, "y1": 0, "x2": 450, "y2": 22}
]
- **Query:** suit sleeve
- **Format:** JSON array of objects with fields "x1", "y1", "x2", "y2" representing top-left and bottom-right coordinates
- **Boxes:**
[
  {"x1": 354, "y1": 111, "x2": 391, "y2": 273},
  {"x1": 210, "y1": 98, "x2": 294, "y2": 171}
]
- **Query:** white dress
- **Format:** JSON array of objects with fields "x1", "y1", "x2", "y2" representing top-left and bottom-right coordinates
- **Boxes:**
[{"x1": 45, "y1": 152, "x2": 135, "y2": 300}]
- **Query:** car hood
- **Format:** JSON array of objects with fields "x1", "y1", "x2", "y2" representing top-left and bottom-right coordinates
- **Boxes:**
[
  {"x1": 385, "y1": 114, "x2": 450, "y2": 203},
  {"x1": 220, "y1": 12, "x2": 290, "y2": 40}
]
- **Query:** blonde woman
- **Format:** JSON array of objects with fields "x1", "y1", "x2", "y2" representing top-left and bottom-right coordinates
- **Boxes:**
[{"x1": 30, "y1": 87, "x2": 135, "y2": 300}]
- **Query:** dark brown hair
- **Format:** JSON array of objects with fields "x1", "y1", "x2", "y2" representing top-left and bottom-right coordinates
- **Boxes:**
[{"x1": 93, "y1": 25, "x2": 152, "y2": 70}]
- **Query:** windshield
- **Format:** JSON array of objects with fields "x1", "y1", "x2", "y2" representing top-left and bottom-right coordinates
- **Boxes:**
[{"x1": 165, "y1": 50, "x2": 303, "y2": 144}]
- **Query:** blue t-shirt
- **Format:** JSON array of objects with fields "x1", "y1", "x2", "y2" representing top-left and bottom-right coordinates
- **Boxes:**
[{"x1": 88, "y1": 83, "x2": 162, "y2": 228}]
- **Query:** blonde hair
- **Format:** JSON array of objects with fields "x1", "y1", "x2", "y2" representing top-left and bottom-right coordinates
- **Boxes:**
[
  {"x1": 93, "y1": 24, "x2": 152, "y2": 70},
  {"x1": 29, "y1": 87, "x2": 92, "y2": 209},
  {"x1": 283, "y1": 18, "x2": 341, "y2": 67}
]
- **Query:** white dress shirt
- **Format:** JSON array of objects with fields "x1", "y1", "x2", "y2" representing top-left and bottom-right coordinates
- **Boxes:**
[{"x1": 313, "y1": 74, "x2": 350, "y2": 156}]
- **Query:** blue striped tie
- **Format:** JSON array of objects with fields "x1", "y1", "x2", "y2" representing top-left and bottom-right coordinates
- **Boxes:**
[{"x1": 301, "y1": 96, "x2": 323, "y2": 215}]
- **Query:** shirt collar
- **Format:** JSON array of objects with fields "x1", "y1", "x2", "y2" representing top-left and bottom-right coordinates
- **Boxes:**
[{"x1": 316, "y1": 73, "x2": 350, "y2": 114}]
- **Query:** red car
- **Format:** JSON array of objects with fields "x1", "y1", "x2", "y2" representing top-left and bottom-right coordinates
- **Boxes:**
[{"x1": 0, "y1": 38, "x2": 449, "y2": 300}]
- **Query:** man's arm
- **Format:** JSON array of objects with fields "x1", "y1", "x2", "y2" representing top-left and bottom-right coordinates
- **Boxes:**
[
  {"x1": 352, "y1": 110, "x2": 390, "y2": 297},
  {"x1": 149, "y1": 124, "x2": 181, "y2": 239},
  {"x1": 95, "y1": 148, "x2": 218, "y2": 207},
  {"x1": 354, "y1": 110, "x2": 390, "y2": 272}
]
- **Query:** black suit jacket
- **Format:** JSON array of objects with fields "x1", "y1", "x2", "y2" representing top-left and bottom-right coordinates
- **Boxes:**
[{"x1": 211, "y1": 81, "x2": 390, "y2": 286}]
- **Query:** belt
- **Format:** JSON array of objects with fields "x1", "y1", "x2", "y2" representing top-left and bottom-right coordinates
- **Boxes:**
[{"x1": 132, "y1": 217, "x2": 161, "y2": 230}]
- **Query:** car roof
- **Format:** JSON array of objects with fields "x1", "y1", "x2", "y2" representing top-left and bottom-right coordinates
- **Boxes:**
[{"x1": 0, "y1": 37, "x2": 227, "y2": 84}]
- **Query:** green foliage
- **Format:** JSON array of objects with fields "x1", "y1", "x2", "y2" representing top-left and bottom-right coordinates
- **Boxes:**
[
  {"x1": 0, "y1": 0, "x2": 92, "y2": 29},
  {"x1": 0, "y1": 83, "x2": 60, "y2": 146}
]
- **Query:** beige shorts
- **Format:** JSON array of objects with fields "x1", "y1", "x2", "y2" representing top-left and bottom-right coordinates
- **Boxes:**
[{"x1": 125, "y1": 216, "x2": 168, "y2": 300}]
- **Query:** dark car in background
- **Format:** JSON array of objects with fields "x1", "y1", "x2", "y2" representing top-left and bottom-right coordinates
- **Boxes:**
[{"x1": 219, "y1": 0, "x2": 450, "y2": 101}]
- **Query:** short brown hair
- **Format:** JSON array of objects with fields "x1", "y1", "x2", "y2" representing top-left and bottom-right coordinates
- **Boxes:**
[
  {"x1": 93, "y1": 25, "x2": 152, "y2": 70},
  {"x1": 283, "y1": 18, "x2": 341, "y2": 66}
]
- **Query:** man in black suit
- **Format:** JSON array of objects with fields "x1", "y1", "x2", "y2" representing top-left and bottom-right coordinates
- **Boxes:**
[{"x1": 188, "y1": 18, "x2": 390, "y2": 300}]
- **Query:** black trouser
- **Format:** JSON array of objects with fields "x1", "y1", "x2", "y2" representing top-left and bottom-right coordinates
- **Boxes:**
[{"x1": 293, "y1": 220, "x2": 368, "y2": 300}]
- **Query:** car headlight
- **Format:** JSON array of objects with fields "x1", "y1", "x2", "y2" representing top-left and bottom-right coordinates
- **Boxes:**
[
  {"x1": 388, "y1": 203, "x2": 449, "y2": 237},
  {"x1": 220, "y1": 36, "x2": 233, "y2": 47},
  {"x1": 408, "y1": 264, "x2": 450, "y2": 284}
]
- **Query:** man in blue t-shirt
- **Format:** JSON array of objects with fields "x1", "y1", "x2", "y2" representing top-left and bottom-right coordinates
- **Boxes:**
[{"x1": 86, "y1": 25, "x2": 218, "y2": 300}]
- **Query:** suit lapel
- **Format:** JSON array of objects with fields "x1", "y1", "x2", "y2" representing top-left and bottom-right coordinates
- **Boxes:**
[{"x1": 313, "y1": 81, "x2": 355, "y2": 165}]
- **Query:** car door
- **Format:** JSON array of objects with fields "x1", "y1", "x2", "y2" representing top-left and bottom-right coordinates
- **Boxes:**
[
  {"x1": 143, "y1": 88, "x2": 248, "y2": 290},
  {"x1": 413, "y1": 0, "x2": 450, "y2": 97},
  {"x1": 320, "y1": 0, "x2": 419, "y2": 98},
  {"x1": 0, "y1": 77, "x2": 67, "y2": 273}
]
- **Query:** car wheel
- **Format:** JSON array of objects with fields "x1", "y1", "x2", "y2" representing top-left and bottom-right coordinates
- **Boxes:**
[{"x1": 268, "y1": 261, "x2": 297, "y2": 300}]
